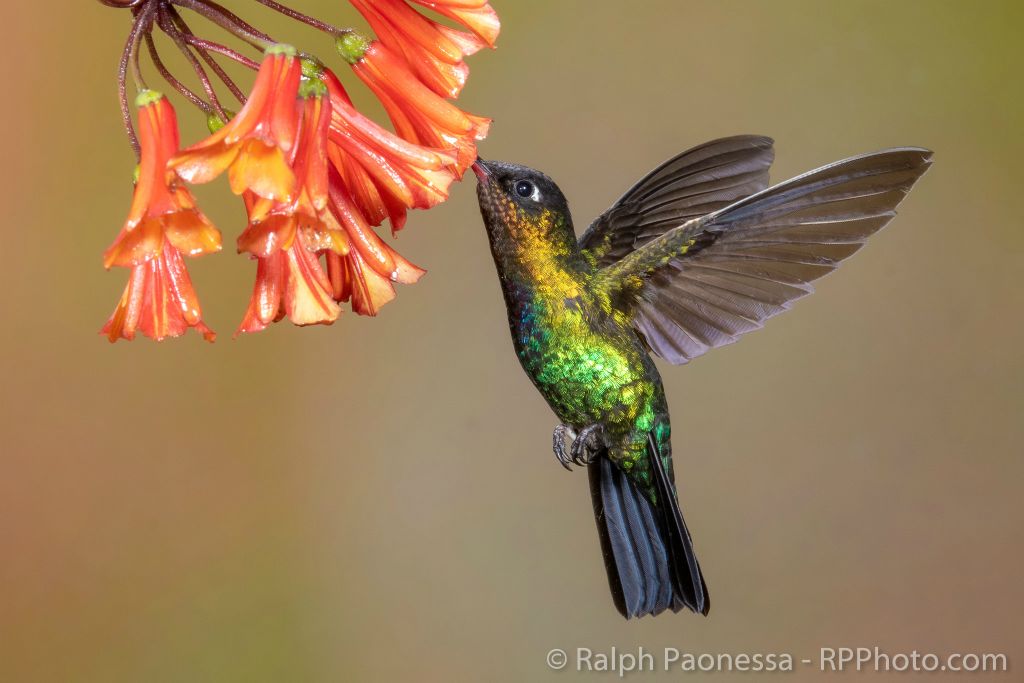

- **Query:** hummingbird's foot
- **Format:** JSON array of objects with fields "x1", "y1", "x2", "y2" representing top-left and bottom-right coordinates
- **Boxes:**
[
  {"x1": 570, "y1": 423, "x2": 604, "y2": 467},
  {"x1": 552, "y1": 424, "x2": 577, "y2": 471}
]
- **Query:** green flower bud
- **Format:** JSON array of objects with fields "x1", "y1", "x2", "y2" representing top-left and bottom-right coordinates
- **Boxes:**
[
  {"x1": 206, "y1": 109, "x2": 236, "y2": 134},
  {"x1": 298, "y1": 78, "x2": 328, "y2": 99},
  {"x1": 134, "y1": 89, "x2": 164, "y2": 108},
  {"x1": 301, "y1": 57, "x2": 324, "y2": 80},
  {"x1": 335, "y1": 32, "x2": 370, "y2": 65},
  {"x1": 265, "y1": 43, "x2": 297, "y2": 58}
]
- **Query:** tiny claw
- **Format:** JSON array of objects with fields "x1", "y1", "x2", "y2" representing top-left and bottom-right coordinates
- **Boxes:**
[
  {"x1": 570, "y1": 423, "x2": 604, "y2": 467},
  {"x1": 552, "y1": 424, "x2": 573, "y2": 471}
]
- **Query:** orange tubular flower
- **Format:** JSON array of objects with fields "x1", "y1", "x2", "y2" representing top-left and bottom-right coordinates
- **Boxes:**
[
  {"x1": 102, "y1": 90, "x2": 220, "y2": 342},
  {"x1": 324, "y1": 170, "x2": 425, "y2": 316},
  {"x1": 349, "y1": 0, "x2": 488, "y2": 98},
  {"x1": 237, "y1": 80, "x2": 345, "y2": 334},
  {"x1": 103, "y1": 243, "x2": 216, "y2": 342},
  {"x1": 237, "y1": 227, "x2": 341, "y2": 334},
  {"x1": 321, "y1": 67, "x2": 458, "y2": 232},
  {"x1": 98, "y1": 0, "x2": 499, "y2": 342},
  {"x1": 337, "y1": 37, "x2": 490, "y2": 178},
  {"x1": 170, "y1": 44, "x2": 302, "y2": 203},
  {"x1": 238, "y1": 78, "x2": 337, "y2": 258}
]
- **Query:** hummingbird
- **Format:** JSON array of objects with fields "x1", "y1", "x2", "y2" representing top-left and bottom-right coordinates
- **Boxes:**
[{"x1": 472, "y1": 136, "x2": 931, "y2": 619}]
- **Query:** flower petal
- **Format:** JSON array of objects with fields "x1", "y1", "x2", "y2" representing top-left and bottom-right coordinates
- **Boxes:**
[
  {"x1": 172, "y1": 141, "x2": 240, "y2": 186},
  {"x1": 228, "y1": 139, "x2": 296, "y2": 201},
  {"x1": 104, "y1": 218, "x2": 164, "y2": 269},
  {"x1": 103, "y1": 243, "x2": 215, "y2": 342},
  {"x1": 237, "y1": 211, "x2": 298, "y2": 257},
  {"x1": 410, "y1": 0, "x2": 501, "y2": 47},
  {"x1": 163, "y1": 209, "x2": 222, "y2": 258},
  {"x1": 284, "y1": 239, "x2": 340, "y2": 326},
  {"x1": 237, "y1": 251, "x2": 286, "y2": 334}
]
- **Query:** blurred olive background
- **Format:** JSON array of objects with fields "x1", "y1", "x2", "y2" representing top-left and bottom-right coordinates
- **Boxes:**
[{"x1": 2, "y1": 1, "x2": 1021, "y2": 681}]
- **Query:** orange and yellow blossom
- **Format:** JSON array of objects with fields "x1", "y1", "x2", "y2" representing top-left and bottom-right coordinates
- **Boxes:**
[
  {"x1": 102, "y1": 90, "x2": 220, "y2": 342},
  {"x1": 349, "y1": 0, "x2": 490, "y2": 99},
  {"x1": 236, "y1": 79, "x2": 345, "y2": 333},
  {"x1": 338, "y1": 36, "x2": 490, "y2": 178},
  {"x1": 236, "y1": 223, "x2": 342, "y2": 334},
  {"x1": 321, "y1": 66, "x2": 459, "y2": 232},
  {"x1": 323, "y1": 169, "x2": 424, "y2": 316},
  {"x1": 104, "y1": 243, "x2": 217, "y2": 342},
  {"x1": 170, "y1": 44, "x2": 302, "y2": 203},
  {"x1": 101, "y1": 0, "x2": 499, "y2": 342}
]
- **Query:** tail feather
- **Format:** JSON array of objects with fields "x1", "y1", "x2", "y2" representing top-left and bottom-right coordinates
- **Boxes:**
[
  {"x1": 592, "y1": 462, "x2": 636, "y2": 616},
  {"x1": 618, "y1": 468, "x2": 674, "y2": 609},
  {"x1": 589, "y1": 443, "x2": 709, "y2": 618},
  {"x1": 647, "y1": 433, "x2": 708, "y2": 615}
]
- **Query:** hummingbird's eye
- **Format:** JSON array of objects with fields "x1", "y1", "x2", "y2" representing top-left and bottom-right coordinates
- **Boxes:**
[{"x1": 514, "y1": 179, "x2": 538, "y2": 200}]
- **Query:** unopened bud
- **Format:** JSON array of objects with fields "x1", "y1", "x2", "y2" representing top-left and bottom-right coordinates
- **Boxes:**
[
  {"x1": 298, "y1": 78, "x2": 328, "y2": 99},
  {"x1": 134, "y1": 89, "x2": 163, "y2": 108},
  {"x1": 301, "y1": 57, "x2": 324, "y2": 80},
  {"x1": 265, "y1": 43, "x2": 297, "y2": 58},
  {"x1": 206, "y1": 109, "x2": 236, "y2": 134},
  {"x1": 335, "y1": 32, "x2": 370, "y2": 65}
]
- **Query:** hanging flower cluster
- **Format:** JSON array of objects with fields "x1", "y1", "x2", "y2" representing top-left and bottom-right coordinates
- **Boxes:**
[{"x1": 99, "y1": 0, "x2": 498, "y2": 342}]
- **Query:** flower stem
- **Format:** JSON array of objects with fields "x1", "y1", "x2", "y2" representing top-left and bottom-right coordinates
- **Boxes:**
[
  {"x1": 165, "y1": 5, "x2": 250, "y2": 103},
  {"x1": 182, "y1": 35, "x2": 260, "y2": 72},
  {"x1": 157, "y1": 4, "x2": 229, "y2": 121},
  {"x1": 118, "y1": 2, "x2": 158, "y2": 159},
  {"x1": 129, "y1": 15, "x2": 152, "y2": 91},
  {"x1": 253, "y1": 0, "x2": 352, "y2": 37},
  {"x1": 169, "y1": 0, "x2": 275, "y2": 51},
  {"x1": 145, "y1": 31, "x2": 212, "y2": 114}
]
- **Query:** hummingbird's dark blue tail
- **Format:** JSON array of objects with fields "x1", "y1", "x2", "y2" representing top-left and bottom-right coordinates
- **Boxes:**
[{"x1": 588, "y1": 437, "x2": 709, "y2": 618}]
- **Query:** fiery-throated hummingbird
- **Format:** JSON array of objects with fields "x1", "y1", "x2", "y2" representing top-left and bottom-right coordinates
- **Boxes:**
[{"x1": 472, "y1": 137, "x2": 931, "y2": 618}]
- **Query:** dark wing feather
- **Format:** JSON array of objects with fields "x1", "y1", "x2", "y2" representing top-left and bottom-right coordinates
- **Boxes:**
[
  {"x1": 595, "y1": 147, "x2": 933, "y2": 364},
  {"x1": 579, "y1": 136, "x2": 775, "y2": 268}
]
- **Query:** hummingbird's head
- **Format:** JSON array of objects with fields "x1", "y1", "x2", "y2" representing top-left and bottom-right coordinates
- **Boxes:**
[{"x1": 472, "y1": 159, "x2": 574, "y2": 247}]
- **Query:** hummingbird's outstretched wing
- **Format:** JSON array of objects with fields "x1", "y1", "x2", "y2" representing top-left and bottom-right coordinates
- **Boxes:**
[
  {"x1": 592, "y1": 147, "x2": 933, "y2": 364},
  {"x1": 579, "y1": 136, "x2": 776, "y2": 269}
]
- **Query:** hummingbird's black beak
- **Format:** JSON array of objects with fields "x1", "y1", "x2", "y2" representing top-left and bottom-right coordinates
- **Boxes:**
[{"x1": 471, "y1": 158, "x2": 491, "y2": 182}]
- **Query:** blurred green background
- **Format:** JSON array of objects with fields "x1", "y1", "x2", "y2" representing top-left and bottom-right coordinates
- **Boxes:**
[{"x1": 2, "y1": 1, "x2": 1021, "y2": 681}]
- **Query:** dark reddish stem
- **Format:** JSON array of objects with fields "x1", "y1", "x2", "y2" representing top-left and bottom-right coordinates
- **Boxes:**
[
  {"x1": 253, "y1": 0, "x2": 352, "y2": 37},
  {"x1": 182, "y1": 35, "x2": 260, "y2": 72},
  {"x1": 157, "y1": 4, "x2": 229, "y2": 120},
  {"x1": 165, "y1": 5, "x2": 251, "y2": 102},
  {"x1": 169, "y1": 0, "x2": 274, "y2": 50},
  {"x1": 103, "y1": 0, "x2": 360, "y2": 158},
  {"x1": 145, "y1": 32, "x2": 211, "y2": 114},
  {"x1": 117, "y1": 2, "x2": 158, "y2": 159}
]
